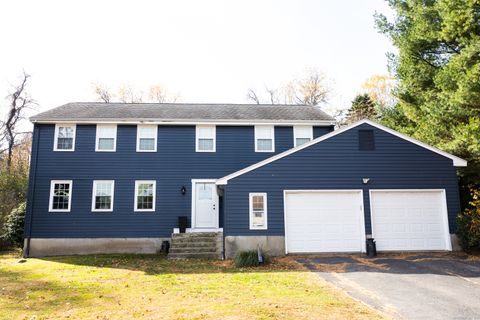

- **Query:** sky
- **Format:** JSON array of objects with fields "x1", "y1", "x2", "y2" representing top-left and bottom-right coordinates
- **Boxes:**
[{"x1": 0, "y1": 0, "x2": 394, "y2": 129}]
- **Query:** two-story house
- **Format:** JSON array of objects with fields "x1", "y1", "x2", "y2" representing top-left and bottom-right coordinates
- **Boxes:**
[{"x1": 24, "y1": 103, "x2": 466, "y2": 258}]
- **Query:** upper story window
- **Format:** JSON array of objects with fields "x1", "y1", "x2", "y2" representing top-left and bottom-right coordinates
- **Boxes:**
[
  {"x1": 135, "y1": 180, "x2": 156, "y2": 212},
  {"x1": 196, "y1": 125, "x2": 216, "y2": 152},
  {"x1": 91, "y1": 180, "x2": 114, "y2": 212},
  {"x1": 294, "y1": 126, "x2": 313, "y2": 147},
  {"x1": 54, "y1": 124, "x2": 76, "y2": 151},
  {"x1": 249, "y1": 193, "x2": 267, "y2": 230},
  {"x1": 95, "y1": 125, "x2": 117, "y2": 152},
  {"x1": 136, "y1": 125, "x2": 157, "y2": 152},
  {"x1": 49, "y1": 180, "x2": 72, "y2": 212},
  {"x1": 255, "y1": 125, "x2": 275, "y2": 152}
]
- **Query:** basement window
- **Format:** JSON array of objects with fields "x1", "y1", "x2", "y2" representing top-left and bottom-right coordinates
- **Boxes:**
[
  {"x1": 249, "y1": 193, "x2": 268, "y2": 230},
  {"x1": 359, "y1": 130, "x2": 375, "y2": 151}
]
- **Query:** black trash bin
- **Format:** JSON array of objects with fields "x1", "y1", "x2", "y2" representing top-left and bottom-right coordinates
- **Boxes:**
[
  {"x1": 366, "y1": 238, "x2": 377, "y2": 258},
  {"x1": 178, "y1": 216, "x2": 188, "y2": 233}
]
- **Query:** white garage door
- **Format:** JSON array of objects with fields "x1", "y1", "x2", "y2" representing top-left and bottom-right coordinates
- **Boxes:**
[
  {"x1": 370, "y1": 190, "x2": 451, "y2": 251},
  {"x1": 284, "y1": 190, "x2": 365, "y2": 253}
]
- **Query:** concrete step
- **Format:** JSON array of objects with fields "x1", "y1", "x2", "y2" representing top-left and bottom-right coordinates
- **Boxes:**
[
  {"x1": 172, "y1": 232, "x2": 221, "y2": 238},
  {"x1": 171, "y1": 237, "x2": 220, "y2": 244},
  {"x1": 171, "y1": 241, "x2": 218, "y2": 248},
  {"x1": 168, "y1": 252, "x2": 221, "y2": 260},
  {"x1": 169, "y1": 247, "x2": 217, "y2": 254}
]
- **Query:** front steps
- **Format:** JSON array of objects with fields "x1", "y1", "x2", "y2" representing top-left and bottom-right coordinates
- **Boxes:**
[{"x1": 168, "y1": 232, "x2": 223, "y2": 259}]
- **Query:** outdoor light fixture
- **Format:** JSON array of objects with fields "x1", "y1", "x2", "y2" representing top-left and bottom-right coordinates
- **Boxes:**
[
  {"x1": 181, "y1": 186, "x2": 186, "y2": 195},
  {"x1": 362, "y1": 178, "x2": 370, "y2": 185}
]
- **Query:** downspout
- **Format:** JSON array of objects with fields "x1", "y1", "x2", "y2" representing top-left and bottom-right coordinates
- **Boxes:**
[{"x1": 23, "y1": 124, "x2": 40, "y2": 258}]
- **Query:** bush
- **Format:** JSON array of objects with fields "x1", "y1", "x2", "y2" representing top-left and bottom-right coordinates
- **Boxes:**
[
  {"x1": 234, "y1": 249, "x2": 268, "y2": 268},
  {"x1": 1, "y1": 202, "x2": 26, "y2": 248},
  {"x1": 456, "y1": 189, "x2": 480, "y2": 252}
]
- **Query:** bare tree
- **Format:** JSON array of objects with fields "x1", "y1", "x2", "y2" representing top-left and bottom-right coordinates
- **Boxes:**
[
  {"x1": 93, "y1": 83, "x2": 113, "y2": 103},
  {"x1": 245, "y1": 69, "x2": 330, "y2": 107},
  {"x1": 149, "y1": 85, "x2": 179, "y2": 103},
  {"x1": 246, "y1": 89, "x2": 260, "y2": 104},
  {"x1": 0, "y1": 71, "x2": 36, "y2": 171},
  {"x1": 118, "y1": 84, "x2": 143, "y2": 103}
]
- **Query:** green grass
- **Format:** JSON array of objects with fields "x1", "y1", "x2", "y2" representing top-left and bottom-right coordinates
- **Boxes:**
[{"x1": 0, "y1": 251, "x2": 383, "y2": 320}]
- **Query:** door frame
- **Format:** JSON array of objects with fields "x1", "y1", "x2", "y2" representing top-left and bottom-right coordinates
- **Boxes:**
[
  {"x1": 369, "y1": 189, "x2": 452, "y2": 251},
  {"x1": 191, "y1": 179, "x2": 219, "y2": 229},
  {"x1": 283, "y1": 189, "x2": 366, "y2": 254}
]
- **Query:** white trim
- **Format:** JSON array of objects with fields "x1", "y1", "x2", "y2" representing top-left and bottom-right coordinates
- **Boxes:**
[
  {"x1": 91, "y1": 180, "x2": 115, "y2": 212},
  {"x1": 134, "y1": 180, "x2": 156, "y2": 212},
  {"x1": 191, "y1": 179, "x2": 219, "y2": 229},
  {"x1": 254, "y1": 125, "x2": 275, "y2": 152},
  {"x1": 49, "y1": 180, "x2": 73, "y2": 212},
  {"x1": 53, "y1": 124, "x2": 76, "y2": 151},
  {"x1": 195, "y1": 125, "x2": 216, "y2": 152},
  {"x1": 95, "y1": 124, "x2": 117, "y2": 152},
  {"x1": 293, "y1": 125, "x2": 313, "y2": 147},
  {"x1": 217, "y1": 119, "x2": 467, "y2": 185},
  {"x1": 249, "y1": 192, "x2": 268, "y2": 230},
  {"x1": 368, "y1": 189, "x2": 452, "y2": 251},
  {"x1": 136, "y1": 124, "x2": 158, "y2": 152},
  {"x1": 32, "y1": 119, "x2": 337, "y2": 126},
  {"x1": 283, "y1": 189, "x2": 366, "y2": 254}
]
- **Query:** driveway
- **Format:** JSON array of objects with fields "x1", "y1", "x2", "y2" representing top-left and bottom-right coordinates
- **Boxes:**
[{"x1": 297, "y1": 253, "x2": 480, "y2": 319}]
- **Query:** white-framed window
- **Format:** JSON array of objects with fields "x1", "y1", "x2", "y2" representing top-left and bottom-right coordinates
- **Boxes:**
[
  {"x1": 95, "y1": 125, "x2": 117, "y2": 152},
  {"x1": 136, "y1": 125, "x2": 157, "y2": 152},
  {"x1": 293, "y1": 125, "x2": 313, "y2": 147},
  {"x1": 49, "y1": 180, "x2": 73, "y2": 212},
  {"x1": 249, "y1": 193, "x2": 267, "y2": 230},
  {"x1": 91, "y1": 180, "x2": 115, "y2": 212},
  {"x1": 254, "y1": 126, "x2": 275, "y2": 152},
  {"x1": 54, "y1": 124, "x2": 76, "y2": 151},
  {"x1": 134, "y1": 180, "x2": 156, "y2": 212},
  {"x1": 196, "y1": 125, "x2": 216, "y2": 152}
]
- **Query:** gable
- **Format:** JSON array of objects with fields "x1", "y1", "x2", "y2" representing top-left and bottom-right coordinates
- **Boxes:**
[{"x1": 216, "y1": 119, "x2": 467, "y2": 185}]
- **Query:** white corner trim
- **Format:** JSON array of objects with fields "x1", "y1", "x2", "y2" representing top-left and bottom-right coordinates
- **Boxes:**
[
  {"x1": 195, "y1": 125, "x2": 216, "y2": 152},
  {"x1": 49, "y1": 180, "x2": 73, "y2": 212},
  {"x1": 249, "y1": 192, "x2": 268, "y2": 230},
  {"x1": 53, "y1": 124, "x2": 76, "y2": 151},
  {"x1": 216, "y1": 119, "x2": 467, "y2": 185},
  {"x1": 91, "y1": 180, "x2": 115, "y2": 212},
  {"x1": 134, "y1": 180, "x2": 156, "y2": 212},
  {"x1": 95, "y1": 124, "x2": 117, "y2": 152}
]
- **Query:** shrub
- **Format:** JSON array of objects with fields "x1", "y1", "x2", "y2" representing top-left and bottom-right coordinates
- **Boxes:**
[
  {"x1": 456, "y1": 189, "x2": 480, "y2": 252},
  {"x1": 234, "y1": 249, "x2": 268, "y2": 268},
  {"x1": 1, "y1": 202, "x2": 26, "y2": 248}
]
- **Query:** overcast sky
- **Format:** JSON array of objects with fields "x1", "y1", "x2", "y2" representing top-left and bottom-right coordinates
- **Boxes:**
[{"x1": 0, "y1": 0, "x2": 394, "y2": 127}]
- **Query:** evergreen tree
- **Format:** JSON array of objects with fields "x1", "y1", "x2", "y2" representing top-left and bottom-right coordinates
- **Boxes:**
[{"x1": 346, "y1": 93, "x2": 377, "y2": 123}]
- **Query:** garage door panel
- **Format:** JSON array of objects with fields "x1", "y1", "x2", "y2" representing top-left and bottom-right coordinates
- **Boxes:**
[
  {"x1": 371, "y1": 190, "x2": 450, "y2": 251},
  {"x1": 285, "y1": 191, "x2": 364, "y2": 253}
]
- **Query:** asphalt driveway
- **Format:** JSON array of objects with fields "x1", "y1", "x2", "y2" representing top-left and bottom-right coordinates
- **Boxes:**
[{"x1": 297, "y1": 253, "x2": 480, "y2": 319}]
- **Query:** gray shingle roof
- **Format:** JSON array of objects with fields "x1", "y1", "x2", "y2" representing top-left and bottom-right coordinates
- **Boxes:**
[{"x1": 30, "y1": 102, "x2": 335, "y2": 123}]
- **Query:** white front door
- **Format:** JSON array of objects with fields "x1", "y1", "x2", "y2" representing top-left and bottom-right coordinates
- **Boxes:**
[{"x1": 194, "y1": 182, "x2": 219, "y2": 228}]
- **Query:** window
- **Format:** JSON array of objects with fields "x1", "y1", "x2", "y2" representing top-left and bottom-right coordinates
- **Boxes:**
[
  {"x1": 91, "y1": 180, "x2": 114, "y2": 212},
  {"x1": 196, "y1": 125, "x2": 216, "y2": 152},
  {"x1": 95, "y1": 125, "x2": 117, "y2": 152},
  {"x1": 255, "y1": 126, "x2": 275, "y2": 152},
  {"x1": 294, "y1": 126, "x2": 313, "y2": 147},
  {"x1": 136, "y1": 125, "x2": 157, "y2": 152},
  {"x1": 359, "y1": 130, "x2": 375, "y2": 151},
  {"x1": 249, "y1": 193, "x2": 267, "y2": 230},
  {"x1": 135, "y1": 180, "x2": 156, "y2": 212},
  {"x1": 49, "y1": 180, "x2": 73, "y2": 212},
  {"x1": 54, "y1": 124, "x2": 76, "y2": 151}
]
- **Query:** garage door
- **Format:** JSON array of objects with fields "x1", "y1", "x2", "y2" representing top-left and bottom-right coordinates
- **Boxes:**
[
  {"x1": 284, "y1": 190, "x2": 365, "y2": 253},
  {"x1": 370, "y1": 190, "x2": 451, "y2": 251}
]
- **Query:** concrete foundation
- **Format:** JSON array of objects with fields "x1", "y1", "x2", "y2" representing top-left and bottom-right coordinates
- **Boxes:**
[
  {"x1": 224, "y1": 235, "x2": 285, "y2": 259},
  {"x1": 24, "y1": 238, "x2": 169, "y2": 257},
  {"x1": 450, "y1": 234, "x2": 462, "y2": 251}
]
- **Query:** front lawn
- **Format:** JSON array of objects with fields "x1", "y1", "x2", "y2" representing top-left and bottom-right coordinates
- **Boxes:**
[{"x1": 0, "y1": 251, "x2": 383, "y2": 319}]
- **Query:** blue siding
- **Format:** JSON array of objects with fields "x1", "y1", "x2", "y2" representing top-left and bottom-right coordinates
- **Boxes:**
[
  {"x1": 26, "y1": 124, "x2": 332, "y2": 238},
  {"x1": 224, "y1": 123, "x2": 461, "y2": 236}
]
